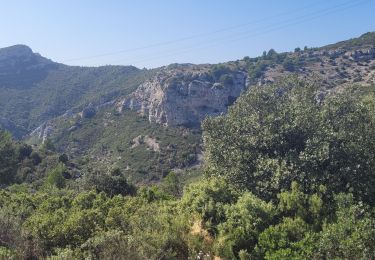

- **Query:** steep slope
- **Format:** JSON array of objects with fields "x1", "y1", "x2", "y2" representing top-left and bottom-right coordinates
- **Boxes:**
[
  {"x1": 117, "y1": 64, "x2": 247, "y2": 127},
  {"x1": 110, "y1": 32, "x2": 375, "y2": 129},
  {"x1": 29, "y1": 109, "x2": 202, "y2": 183},
  {"x1": 27, "y1": 63, "x2": 247, "y2": 182},
  {"x1": 1, "y1": 32, "x2": 375, "y2": 183},
  {"x1": 245, "y1": 32, "x2": 375, "y2": 88},
  {"x1": 3, "y1": 32, "x2": 375, "y2": 138},
  {"x1": 0, "y1": 45, "x2": 152, "y2": 137}
]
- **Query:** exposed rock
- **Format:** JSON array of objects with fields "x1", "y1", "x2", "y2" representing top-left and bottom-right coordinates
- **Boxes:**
[
  {"x1": 62, "y1": 109, "x2": 74, "y2": 118},
  {"x1": 30, "y1": 123, "x2": 53, "y2": 143},
  {"x1": 131, "y1": 135, "x2": 143, "y2": 148},
  {"x1": 68, "y1": 125, "x2": 78, "y2": 132},
  {"x1": 144, "y1": 135, "x2": 160, "y2": 152},
  {"x1": 131, "y1": 135, "x2": 160, "y2": 152},
  {"x1": 117, "y1": 65, "x2": 247, "y2": 127}
]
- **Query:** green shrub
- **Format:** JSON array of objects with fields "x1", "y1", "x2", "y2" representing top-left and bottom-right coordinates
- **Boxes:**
[{"x1": 45, "y1": 163, "x2": 66, "y2": 188}]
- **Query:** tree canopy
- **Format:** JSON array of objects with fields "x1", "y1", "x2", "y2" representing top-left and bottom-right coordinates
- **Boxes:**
[{"x1": 203, "y1": 77, "x2": 375, "y2": 204}]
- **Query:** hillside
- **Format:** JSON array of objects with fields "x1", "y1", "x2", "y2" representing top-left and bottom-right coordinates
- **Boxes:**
[
  {"x1": 1, "y1": 32, "x2": 375, "y2": 183},
  {"x1": 244, "y1": 32, "x2": 375, "y2": 88},
  {"x1": 29, "y1": 109, "x2": 202, "y2": 183},
  {"x1": 0, "y1": 45, "x2": 153, "y2": 137},
  {"x1": 2, "y1": 77, "x2": 375, "y2": 259},
  {"x1": 2, "y1": 33, "x2": 375, "y2": 135},
  {"x1": 23, "y1": 62, "x2": 247, "y2": 182}
]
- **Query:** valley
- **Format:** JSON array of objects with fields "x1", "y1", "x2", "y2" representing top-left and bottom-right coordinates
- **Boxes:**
[{"x1": 1, "y1": 30, "x2": 375, "y2": 259}]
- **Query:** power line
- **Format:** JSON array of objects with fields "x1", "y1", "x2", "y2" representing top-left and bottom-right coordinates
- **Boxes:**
[
  {"x1": 0, "y1": 0, "x2": 370, "y2": 82},
  {"x1": 62, "y1": 0, "x2": 330, "y2": 63},
  {"x1": 106, "y1": 0, "x2": 369, "y2": 67}
]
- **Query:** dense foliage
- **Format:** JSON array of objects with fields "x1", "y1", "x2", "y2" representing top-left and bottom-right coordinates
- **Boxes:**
[
  {"x1": 1, "y1": 78, "x2": 375, "y2": 259},
  {"x1": 40, "y1": 109, "x2": 202, "y2": 183},
  {"x1": 0, "y1": 131, "x2": 60, "y2": 186},
  {"x1": 204, "y1": 77, "x2": 375, "y2": 204}
]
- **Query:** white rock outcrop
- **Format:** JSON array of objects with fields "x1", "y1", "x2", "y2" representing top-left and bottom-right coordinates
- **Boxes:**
[{"x1": 117, "y1": 65, "x2": 247, "y2": 127}]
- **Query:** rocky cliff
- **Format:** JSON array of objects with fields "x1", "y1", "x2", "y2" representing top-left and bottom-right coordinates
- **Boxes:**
[
  {"x1": 2, "y1": 32, "x2": 375, "y2": 139},
  {"x1": 117, "y1": 64, "x2": 247, "y2": 127},
  {"x1": 15, "y1": 32, "x2": 375, "y2": 183}
]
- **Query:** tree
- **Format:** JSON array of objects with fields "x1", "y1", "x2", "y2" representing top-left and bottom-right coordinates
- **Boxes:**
[
  {"x1": 0, "y1": 131, "x2": 18, "y2": 184},
  {"x1": 219, "y1": 74, "x2": 234, "y2": 87},
  {"x1": 17, "y1": 144, "x2": 32, "y2": 159},
  {"x1": 161, "y1": 172, "x2": 181, "y2": 197},
  {"x1": 203, "y1": 77, "x2": 375, "y2": 204},
  {"x1": 30, "y1": 151, "x2": 42, "y2": 165},
  {"x1": 45, "y1": 163, "x2": 66, "y2": 188},
  {"x1": 256, "y1": 217, "x2": 312, "y2": 259},
  {"x1": 211, "y1": 64, "x2": 231, "y2": 81},
  {"x1": 58, "y1": 153, "x2": 69, "y2": 164},
  {"x1": 312, "y1": 193, "x2": 375, "y2": 259},
  {"x1": 282, "y1": 58, "x2": 296, "y2": 71},
  {"x1": 266, "y1": 49, "x2": 278, "y2": 60},
  {"x1": 82, "y1": 169, "x2": 135, "y2": 197}
]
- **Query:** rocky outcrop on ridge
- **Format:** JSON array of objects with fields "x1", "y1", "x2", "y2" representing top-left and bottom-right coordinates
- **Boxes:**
[{"x1": 117, "y1": 64, "x2": 247, "y2": 127}]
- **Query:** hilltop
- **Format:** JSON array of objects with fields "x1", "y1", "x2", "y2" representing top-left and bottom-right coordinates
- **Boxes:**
[{"x1": 0, "y1": 32, "x2": 375, "y2": 182}]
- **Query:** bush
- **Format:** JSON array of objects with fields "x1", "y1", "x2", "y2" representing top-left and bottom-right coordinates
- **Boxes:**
[
  {"x1": 257, "y1": 217, "x2": 311, "y2": 259},
  {"x1": 180, "y1": 177, "x2": 240, "y2": 234},
  {"x1": 312, "y1": 194, "x2": 375, "y2": 259},
  {"x1": 214, "y1": 192, "x2": 275, "y2": 258},
  {"x1": 211, "y1": 65, "x2": 231, "y2": 81},
  {"x1": 219, "y1": 74, "x2": 234, "y2": 87},
  {"x1": 82, "y1": 169, "x2": 136, "y2": 197},
  {"x1": 282, "y1": 58, "x2": 296, "y2": 71},
  {"x1": 45, "y1": 163, "x2": 66, "y2": 188},
  {"x1": 30, "y1": 151, "x2": 42, "y2": 165}
]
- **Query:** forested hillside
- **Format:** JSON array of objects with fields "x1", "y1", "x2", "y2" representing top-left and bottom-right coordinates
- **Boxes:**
[
  {"x1": 0, "y1": 45, "x2": 153, "y2": 137},
  {"x1": 1, "y1": 0, "x2": 375, "y2": 256},
  {"x1": 1, "y1": 77, "x2": 375, "y2": 259},
  {"x1": 1, "y1": 32, "x2": 373, "y2": 184}
]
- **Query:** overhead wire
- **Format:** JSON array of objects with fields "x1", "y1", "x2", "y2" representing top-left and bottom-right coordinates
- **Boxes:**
[
  {"x1": 106, "y1": 0, "x2": 370, "y2": 66},
  {"x1": 61, "y1": 0, "x2": 332, "y2": 63},
  {"x1": 0, "y1": 0, "x2": 370, "y2": 82}
]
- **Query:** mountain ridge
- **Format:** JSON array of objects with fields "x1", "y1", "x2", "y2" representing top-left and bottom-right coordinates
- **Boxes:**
[{"x1": 1, "y1": 32, "x2": 375, "y2": 182}]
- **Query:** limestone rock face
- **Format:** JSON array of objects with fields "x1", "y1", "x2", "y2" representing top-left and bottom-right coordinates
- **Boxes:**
[
  {"x1": 117, "y1": 64, "x2": 247, "y2": 127},
  {"x1": 30, "y1": 123, "x2": 53, "y2": 143}
]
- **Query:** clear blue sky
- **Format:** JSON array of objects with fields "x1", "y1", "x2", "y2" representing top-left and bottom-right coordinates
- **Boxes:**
[{"x1": 1, "y1": 0, "x2": 374, "y2": 68}]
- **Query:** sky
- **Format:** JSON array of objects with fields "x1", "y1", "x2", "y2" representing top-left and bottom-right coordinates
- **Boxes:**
[{"x1": 1, "y1": 0, "x2": 374, "y2": 68}]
